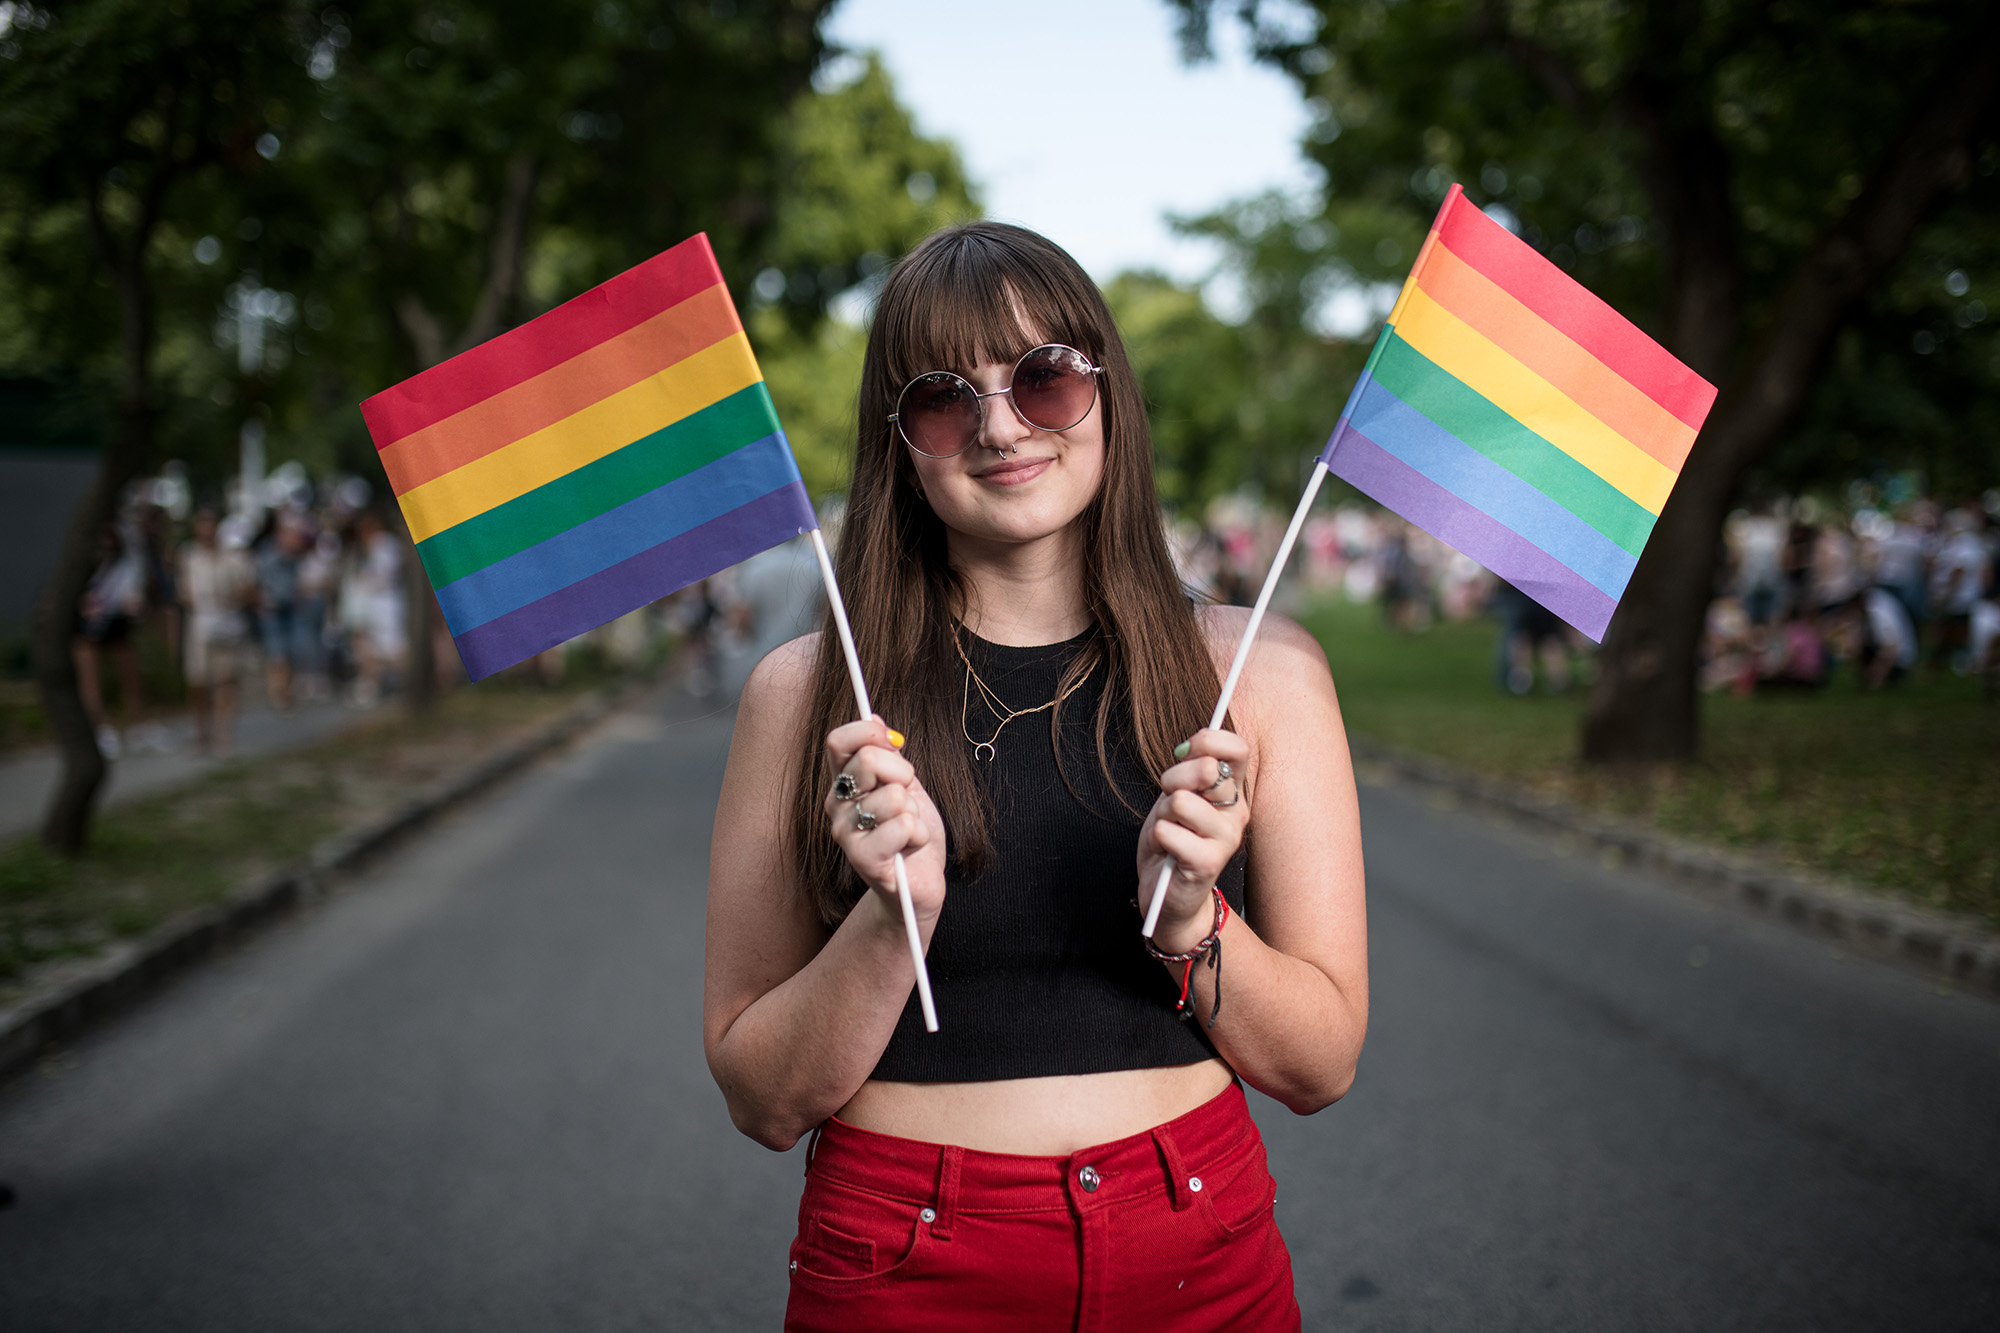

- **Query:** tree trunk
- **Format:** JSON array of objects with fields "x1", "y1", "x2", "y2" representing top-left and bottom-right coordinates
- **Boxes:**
[{"x1": 34, "y1": 246, "x2": 157, "y2": 851}]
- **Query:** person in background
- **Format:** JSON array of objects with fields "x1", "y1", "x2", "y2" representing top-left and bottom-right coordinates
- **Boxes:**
[
  {"x1": 294, "y1": 524, "x2": 339, "y2": 702},
  {"x1": 1929, "y1": 503, "x2": 1992, "y2": 673},
  {"x1": 178, "y1": 508, "x2": 254, "y2": 755},
  {"x1": 1491, "y1": 580, "x2": 1571, "y2": 695},
  {"x1": 1729, "y1": 499, "x2": 1789, "y2": 627},
  {"x1": 72, "y1": 521, "x2": 149, "y2": 758},
  {"x1": 1874, "y1": 499, "x2": 1934, "y2": 629},
  {"x1": 343, "y1": 509, "x2": 407, "y2": 707},
  {"x1": 254, "y1": 514, "x2": 309, "y2": 710}
]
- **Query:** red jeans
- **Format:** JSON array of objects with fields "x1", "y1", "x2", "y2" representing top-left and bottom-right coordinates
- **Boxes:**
[{"x1": 783, "y1": 1081, "x2": 1300, "y2": 1332}]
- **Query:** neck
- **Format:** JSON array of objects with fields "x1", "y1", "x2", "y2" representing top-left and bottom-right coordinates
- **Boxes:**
[{"x1": 949, "y1": 526, "x2": 1091, "y2": 647}]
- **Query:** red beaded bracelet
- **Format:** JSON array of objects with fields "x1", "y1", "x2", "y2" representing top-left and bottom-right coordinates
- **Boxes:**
[{"x1": 1142, "y1": 887, "x2": 1228, "y2": 1028}]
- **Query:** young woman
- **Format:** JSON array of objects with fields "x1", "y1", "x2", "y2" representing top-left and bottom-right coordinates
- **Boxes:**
[{"x1": 705, "y1": 222, "x2": 1367, "y2": 1331}]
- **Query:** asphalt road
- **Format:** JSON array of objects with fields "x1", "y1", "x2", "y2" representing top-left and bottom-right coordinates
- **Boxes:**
[{"x1": 1, "y1": 687, "x2": 1996, "y2": 1331}]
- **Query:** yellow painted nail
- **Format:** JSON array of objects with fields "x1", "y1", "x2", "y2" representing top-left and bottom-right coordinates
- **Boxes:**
[
  {"x1": 888, "y1": 729, "x2": 906, "y2": 748},
  {"x1": 1174, "y1": 740, "x2": 1191, "y2": 760}
]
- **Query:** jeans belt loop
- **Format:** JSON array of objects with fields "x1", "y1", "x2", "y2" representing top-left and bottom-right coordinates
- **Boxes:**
[
  {"x1": 803, "y1": 1122, "x2": 825, "y2": 1178},
  {"x1": 932, "y1": 1144, "x2": 964, "y2": 1240},
  {"x1": 1151, "y1": 1126, "x2": 1195, "y2": 1212}
]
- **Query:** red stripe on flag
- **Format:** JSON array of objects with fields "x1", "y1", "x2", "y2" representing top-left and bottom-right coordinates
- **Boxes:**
[
  {"x1": 360, "y1": 233, "x2": 726, "y2": 450},
  {"x1": 1432, "y1": 194, "x2": 1716, "y2": 432}
]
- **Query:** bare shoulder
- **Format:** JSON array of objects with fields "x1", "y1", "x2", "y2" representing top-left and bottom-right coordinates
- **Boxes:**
[
  {"x1": 736, "y1": 631, "x2": 821, "y2": 751},
  {"x1": 1194, "y1": 603, "x2": 1333, "y2": 686}
]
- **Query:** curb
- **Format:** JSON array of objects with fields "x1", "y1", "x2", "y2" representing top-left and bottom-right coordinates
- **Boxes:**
[
  {"x1": 0, "y1": 679, "x2": 646, "y2": 1085},
  {"x1": 1349, "y1": 735, "x2": 2000, "y2": 1000}
]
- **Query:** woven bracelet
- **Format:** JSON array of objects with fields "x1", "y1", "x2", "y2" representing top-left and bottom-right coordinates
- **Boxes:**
[{"x1": 1142, "y1": 887, "x2": 1228, "y2": 1027}]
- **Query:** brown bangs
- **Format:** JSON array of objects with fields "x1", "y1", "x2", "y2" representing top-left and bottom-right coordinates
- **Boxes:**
[{"x1": 871, "y1": 231, "x2": 1107, "y2": 398}]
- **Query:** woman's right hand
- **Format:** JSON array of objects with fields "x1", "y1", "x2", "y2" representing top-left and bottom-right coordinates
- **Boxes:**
[{"x1": 823, "y1": 717, "x2": 948, "y2": 923}]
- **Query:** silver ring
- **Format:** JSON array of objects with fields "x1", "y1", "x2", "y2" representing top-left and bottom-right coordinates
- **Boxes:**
[
  {"x1": 853, "y1": 807, "x2": 879, "y2": 832},
  {"x1": 1204, "y1": 760, "x2": 1239, "y2": 808},
  {"x1": 832, "y1": 772, "x2": 860, "y2": 802}
]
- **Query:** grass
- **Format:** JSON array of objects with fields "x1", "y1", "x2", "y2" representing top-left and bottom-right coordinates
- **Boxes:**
[
  {"x1": 1302, "y1": 597, "x2": 2000, "y2": 928},
  {"x1": 0, "y1": 678, "x2": 600, "y2": 995}
]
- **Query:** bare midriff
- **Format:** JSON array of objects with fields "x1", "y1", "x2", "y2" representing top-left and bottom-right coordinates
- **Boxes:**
[{"x1": 835, "y1": 1058, "x2": 1235, "y2": 1156}]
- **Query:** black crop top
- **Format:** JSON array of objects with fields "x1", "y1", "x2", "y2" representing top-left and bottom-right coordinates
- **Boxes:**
[{"x1": 871, "y1": 626, "x2": 1246, "y2": 1082}]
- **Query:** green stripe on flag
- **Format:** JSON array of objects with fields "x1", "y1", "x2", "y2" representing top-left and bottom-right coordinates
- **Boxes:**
[{"x1": 1373, "y1": 333, "x2": 1656, "y2": 557}]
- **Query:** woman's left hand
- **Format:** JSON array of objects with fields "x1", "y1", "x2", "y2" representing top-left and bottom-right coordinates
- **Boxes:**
[{"x1": 1137, "y1": 727, "x2": 1250, "y2": 953}]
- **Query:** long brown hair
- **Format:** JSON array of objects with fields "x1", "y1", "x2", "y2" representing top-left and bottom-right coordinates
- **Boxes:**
[{"x1": 789, "y1": 221, "x2": 1217, "y2": 926}]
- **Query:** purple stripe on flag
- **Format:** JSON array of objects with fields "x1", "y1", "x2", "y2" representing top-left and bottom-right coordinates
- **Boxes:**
[
  {"x1": 1327, "y1": 425, "x2": 1618, "y2": 641},
  {"x1": 452, "y1": 482, "x2": 817, "y2": 680}
]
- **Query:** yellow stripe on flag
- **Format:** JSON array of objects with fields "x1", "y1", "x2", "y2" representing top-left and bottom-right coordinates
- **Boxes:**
[
  {"x1": 1393, "y1": 287, "x2": 1678, "y2": 514},
  {"x1": 399, "y1": 332, "x2": 764, "y2": 543}
]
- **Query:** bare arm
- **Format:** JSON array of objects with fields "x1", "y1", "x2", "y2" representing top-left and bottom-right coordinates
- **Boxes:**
[
  {"x1": 702, "y1": 636, "x2": 949, "y2": 1151},
  {"x1": 1139, "y1": 607, "x2": 1368, "y2": 1114}
]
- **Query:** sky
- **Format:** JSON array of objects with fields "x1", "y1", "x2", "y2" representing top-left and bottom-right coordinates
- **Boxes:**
[{"x1": 822, "y1": 0, "x2": 1320, "y2": 293}]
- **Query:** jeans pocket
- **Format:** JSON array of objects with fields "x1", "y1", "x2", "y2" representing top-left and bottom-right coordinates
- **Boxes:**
[
  {"x1": 1198, "y1": 1137, "x2": 1277, "y2": 1240},
  {"x1": 789, "y1": 1181, "x2": 932, "y2": 1293}
]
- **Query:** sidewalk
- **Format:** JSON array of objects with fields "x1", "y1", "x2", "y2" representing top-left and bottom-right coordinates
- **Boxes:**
[{"x1": 0, "y1": 697, "x2": 377, "y2": 842}]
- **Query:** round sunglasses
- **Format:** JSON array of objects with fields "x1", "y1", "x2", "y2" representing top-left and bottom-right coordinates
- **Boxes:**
[{"x1": 889, "y1": 343, "x2": 1105, "y2": 458}]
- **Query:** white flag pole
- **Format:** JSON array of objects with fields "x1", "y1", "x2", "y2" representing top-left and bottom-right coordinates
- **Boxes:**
[
  {"x1": 808, "y1": 527, "x2": 940, "y2": 1032},
  {"x1": 1143, "y1": 458, "x2": 1332, "y2": 938}
]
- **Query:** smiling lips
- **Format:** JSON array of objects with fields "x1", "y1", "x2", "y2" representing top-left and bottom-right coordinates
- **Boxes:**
[{"x1": 974, "y1": 456, "x2": 1054, "y2": 485}]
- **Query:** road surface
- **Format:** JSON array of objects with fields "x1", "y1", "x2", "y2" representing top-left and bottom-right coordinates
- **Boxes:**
[{"x1": 1, "y1": 687, "x2": 1995, "y2": 1330}]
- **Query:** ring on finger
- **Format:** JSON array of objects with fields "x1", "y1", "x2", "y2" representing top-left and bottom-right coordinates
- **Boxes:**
[
  {"x1": 1202, "y1": 760, "x2": 1240, "y2": 808},
  {"x1": 832, "y1": 772, "x2": 860, "y2": 802},
  {"x1": 853, "y1": 806, "x2": 880, "y2": 832}
]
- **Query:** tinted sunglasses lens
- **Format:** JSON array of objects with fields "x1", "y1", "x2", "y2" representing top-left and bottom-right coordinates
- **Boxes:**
[
  {"x1": 1011, "y1": 345, "x2": 1097, "y2": 432},
  {"x1": 898, "y1": 372, "x2": 979, "y2": 455}
]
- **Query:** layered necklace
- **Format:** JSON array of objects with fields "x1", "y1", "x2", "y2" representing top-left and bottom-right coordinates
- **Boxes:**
[{"x1": 951, "y1": 624, "x2": 1097, "y2": 762}]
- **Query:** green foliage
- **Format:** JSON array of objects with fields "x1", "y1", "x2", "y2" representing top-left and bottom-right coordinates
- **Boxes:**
[
  {"x1": 1170, "y1": 0, "x2": 2000, "y2": 497},
  {"x1": 1106, "y1": 191, "x2": 1364, "y2": 508},
  {"x1": 755, "y1": 53, "x2": 980, "y2": 333},
  {"x1": 742, "y1": 53, "x2": 978, "y2": 501},
  {"x1": 752, "y1": 307, "x2": 863, "y2": 501}
]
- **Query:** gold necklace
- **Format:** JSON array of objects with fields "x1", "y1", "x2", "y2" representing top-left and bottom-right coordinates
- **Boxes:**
[{"x1": 951, "y1": 625, "x2": 1097, "y2": 762}]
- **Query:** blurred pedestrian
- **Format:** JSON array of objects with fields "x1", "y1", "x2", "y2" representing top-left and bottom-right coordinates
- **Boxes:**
[
  {"x1": 1729, "y1": 500, "x2": 1787, "y2": 626},
  {"x1": 178, "y1": 508, "x2": 254, "y2": 755},
  {"x1": 254, "y1": 515, "x2": 311, "y2": 710},
  {"x1": 72, "y1": 520, "x2": 149, "y2": 758},
  {"x1": 1492, "y1": 580, "x2": 1571, "y2": 695},
  {"x1": 341, "y1": 510, "x2": 407, "y2": 707},
  {"x1": 1929, "y1": 503, "x2": 1992, "y2": 673}
]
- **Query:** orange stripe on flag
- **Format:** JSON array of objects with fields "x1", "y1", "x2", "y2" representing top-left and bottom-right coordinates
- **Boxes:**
[
  {"x1": 378, "y1": 282, "x2": 741, "y2": 497},
  {"x1": 1414, "y1": 243, "x2": 1697, "y2": 473}
]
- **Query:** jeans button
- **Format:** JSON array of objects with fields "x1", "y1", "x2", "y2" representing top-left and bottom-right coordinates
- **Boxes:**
[
  {"x1": 921, "y1": 1206, "x2": 937, "y2": 1223},
  {"x1": 1078, "y1": 1165, "x2": 1101, "y2": 1193}
]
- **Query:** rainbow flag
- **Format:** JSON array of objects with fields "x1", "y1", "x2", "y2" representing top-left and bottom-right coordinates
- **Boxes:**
[
  {"x1": 1322, "y1": 185, "x2": 1717, "y2": 641},
  {"x1": 360, "y1": 234, "x2": 817, "y2": 680}
]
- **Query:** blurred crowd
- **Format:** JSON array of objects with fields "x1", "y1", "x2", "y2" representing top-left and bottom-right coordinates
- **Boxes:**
[
  {"x1": 1705, "y1": 491, "x2": 2000, "y2": 695},
  {"x1": 1174, "y1": 484, "x2": 2000, "y2": 698},
  {"x1": 71, "y1": 468, "x2": 417, "y2": 759},
  {"x1": 65, "y1": 469, "x2": 1997, "y2": 760}
]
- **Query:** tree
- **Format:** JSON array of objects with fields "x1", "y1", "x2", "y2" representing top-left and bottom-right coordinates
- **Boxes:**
[
  {"x1": 1115, "y1": 191, "x2": 1365, "y2": 507},
  {"x1": 747, "y1": 52, "x2": 980, "y2": 495},
  {"x1": 1172, "y1": 0, "x2": 2000, "y2": 762},
  {"x1": 0, "y1": 0, "x2": 317, "y2": 851}
]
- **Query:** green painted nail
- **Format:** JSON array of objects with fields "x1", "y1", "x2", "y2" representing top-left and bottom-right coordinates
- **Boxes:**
[{"x1": 1174, "y1": 740, "x2": 1191, "y2": 760}]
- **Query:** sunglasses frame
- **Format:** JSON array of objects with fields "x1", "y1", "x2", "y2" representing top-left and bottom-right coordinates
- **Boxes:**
[{"x1": 888, "y1": 343, "x2": 1106, "y2": 458}]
